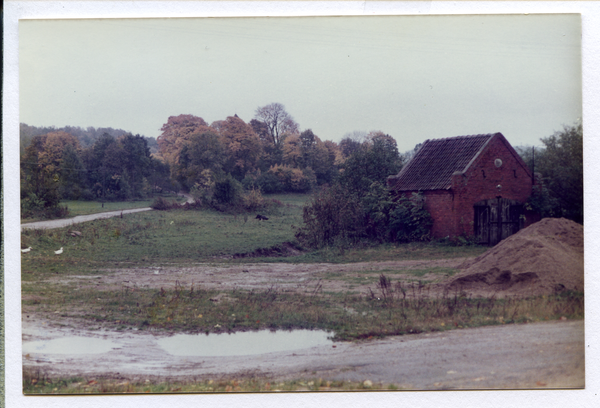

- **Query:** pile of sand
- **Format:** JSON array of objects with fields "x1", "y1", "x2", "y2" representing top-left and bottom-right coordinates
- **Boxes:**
[{"x1": 447, "y1": 218, "x2": 583, "y2": 296}]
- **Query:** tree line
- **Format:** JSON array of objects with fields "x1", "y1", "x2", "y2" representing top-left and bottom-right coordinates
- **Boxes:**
[
  {"x1": 20, "y1": 103, "x2": 404, "y2": 218},
  {"x1": 20, "y1": 103, "x2": 582, "y2": 230},
  {"x1": 20, "y1": 130, "x2": 171, "y2": 217}
]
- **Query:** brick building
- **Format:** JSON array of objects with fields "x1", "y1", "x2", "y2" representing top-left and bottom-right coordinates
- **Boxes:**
[{"x1": 388, "y1": 133, "x2": 538, "y2": 245}]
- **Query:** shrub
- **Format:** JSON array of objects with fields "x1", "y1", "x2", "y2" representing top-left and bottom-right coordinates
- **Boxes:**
[
  {"x1": 243, "y1": 187, "x2": 265, "y2": 212},
  {"x1": 266, "y1": 164, "x2": 316, "y2": 193},
  {"x1": 256, "y1": 172, "x2": 283, "y2": 194},
  {"x1": 213, "y1": 175, "x2": 243, "y2": 206},
  {"x1": 296, "y1": 183, "x2": 432, "y2": 249},
  {"x1": 190, "y1": 169, "x2": 217, "y2": 207},
  {"x1": 387, "y1": 192, "x2": 432, "y2": 242},
  {"x1": 150, "y1": 196, "x2": 179, "y2": 211},
  {"x1": 295, "y1": 185, "x2": 366, "y2": 248},
  {"x1": 525, "y1": 183, "x2": 558, "y2": 219}
]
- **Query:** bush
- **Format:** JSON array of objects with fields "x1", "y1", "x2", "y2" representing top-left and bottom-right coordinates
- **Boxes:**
[
  {"x1": 295, "y1": 183, "x2": 433, "y2": 249},
  {"x1": 256, "y1": 172, "x2": 283, "y2": 194},
  {"x1": 387, "y1": 192, "x2": 432, "y2": 242},
  {"x1": 213, "y1": 175, "x2": 243, "y2": 206},
  {"x1": 150, "y1": 196, "x2": 179, "y2": 211},
  {"x1": 266, "y1": 164, "x2": 316, "y2": 193},
  {"x1": 243, "y1": 187, "x2": 265, "y2": 212},
  {"x1": 21, "y1": 200, "x2": 70, "y2": 220},
  {"x1": 80, "y1": 189, "x2": 96, "y2": 201},
  {"x1": 295, "y1": 185, "x2": 366, "y2": 248},
  {"x1": 525, "y1": 183, "x2": 559, "y2": 219}
]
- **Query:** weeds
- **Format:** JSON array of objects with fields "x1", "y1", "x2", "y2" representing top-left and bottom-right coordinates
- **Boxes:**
[
  {"x1": 26, "y1": 276, "x2": 584, "y2": 342},
  {"x1": 23, "y1": 371, "x2": 397, "y2": 394}
]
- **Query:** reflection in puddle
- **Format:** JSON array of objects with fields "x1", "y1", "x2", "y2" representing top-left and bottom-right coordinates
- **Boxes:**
[
  {"x1": 158, "y1": 330, "x2": 332, "y2": 357},
  {"x1": 23, "y1": 337, "x2": 117, "y2": 355}
]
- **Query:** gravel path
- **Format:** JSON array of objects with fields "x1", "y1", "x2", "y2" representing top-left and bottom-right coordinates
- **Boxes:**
[
  {"x1": 21, "y1": 207, "x2": 152, "y2": 230},
  {"x1": 21, "y1": 193, "x2": 195, "y2": 231}
]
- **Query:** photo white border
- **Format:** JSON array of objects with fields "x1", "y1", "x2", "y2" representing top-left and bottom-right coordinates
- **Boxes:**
[{"x1": 4, "y1": 2, "x2": 599, "y2": 408}]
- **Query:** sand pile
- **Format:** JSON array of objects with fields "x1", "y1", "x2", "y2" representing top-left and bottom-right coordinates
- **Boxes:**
[{"x1": 447, "y1": 218, "x2": 583, "y2": 296}]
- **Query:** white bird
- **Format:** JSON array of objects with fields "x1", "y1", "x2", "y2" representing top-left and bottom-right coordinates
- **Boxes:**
[
  {"x1": 21, "y1": 247, "x2": 32, "y2": 253},
  {"x1": 54, "y1": 247, "x2": 63, "y2": 255}
]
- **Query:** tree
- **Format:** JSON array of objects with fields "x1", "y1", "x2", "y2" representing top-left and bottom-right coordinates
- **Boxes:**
[
  {"x1": 535, "y1": 122, "x2": 583, "y2": 223},
  {"x1": 339, "y1": 131, "x2": 367, "y2": 158},
  {"x1": 119, "y1": 134, "x2": 152, "y2": 198},
  {"x1": 215, "y1": 116, "x2": 262, "y2": 180},
  {"x1": 157, "y1": 114, "x2": 211, "y2": 166},
  {"x1": 282, "y1": 134, "x2": 302, "y2": 168},
  {"x1": 147, "y1": 156, "x2": 172, "y2": 195},
  {"x1": 20, "y1": 135, "x2": 61, "y2": 213},
  {"x1": 59, "y1": 143, "x2": 86, "y2": 199},
  {"x1": 37, "y1": 131, "x2": 80, "y2": 173},
  {"x1": 176, "y1": 130, "x2": 226, "y2": 190},
  {"x1": 284, "y1": 129, "x2": 337, "y2": 185},
  {"x1": 253, "y1": 103, "x2": 299, "y2": 148},
  {"x1": 339, "y1": 131, "x2": 403, "y2": 196}
]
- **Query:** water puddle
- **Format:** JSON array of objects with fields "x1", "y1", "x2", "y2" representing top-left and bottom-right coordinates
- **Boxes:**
[
  {"x1": 23, "y1": 337, "x2": 117, "y2": 355},
  {"x1": 157, "y1": 330, "x2": 333, "y2": 357}
]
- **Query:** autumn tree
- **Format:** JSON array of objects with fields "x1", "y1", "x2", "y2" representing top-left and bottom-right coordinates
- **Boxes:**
[
  {"x1": 21, "y1": 131, "x2": 84, "y2": 207},
  {"x1": 283, "y1": 129, "x2": 338, "y2": 185},
  {"x1": 37, "y1": 131, "x2": 80, "y2": 173},
  {"x1": 283, "y1": 134, "x2": 302, "y2": 168},
  {"x1": 157, "y1": 114, "x2": 211, "y2": 167},
  {"x1": 20, "y1": 135, "x2": 61, "y2": 213},
  {"x1": 214, "y1": 116, "x2": 262, "y2": 180}
]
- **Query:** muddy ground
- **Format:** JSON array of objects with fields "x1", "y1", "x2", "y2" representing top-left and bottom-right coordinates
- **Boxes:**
[
  {"x1": 22, "y1": 257, "x2": 585, "y2": 390},
  {"x1": 22, "y1": 315, "x2": 584, "y2": 390}
]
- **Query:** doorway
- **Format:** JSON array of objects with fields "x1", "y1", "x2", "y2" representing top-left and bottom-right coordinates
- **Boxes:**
[{"x1": 474, "y1": 198, "x2": 523, "y2": 245}]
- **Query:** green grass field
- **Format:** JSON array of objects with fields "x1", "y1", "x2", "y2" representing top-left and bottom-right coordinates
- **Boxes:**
[{"x1": 21, "y1": 204, "x2": 303, "y2": 268}]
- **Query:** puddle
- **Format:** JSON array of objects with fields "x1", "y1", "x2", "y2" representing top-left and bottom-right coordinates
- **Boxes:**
[
  {"x1": 157, "y1": 330, "x2": 333, "y2": 357},
  {"x1": 23, "y1": 337, "x2": 118, "y2": 355}
]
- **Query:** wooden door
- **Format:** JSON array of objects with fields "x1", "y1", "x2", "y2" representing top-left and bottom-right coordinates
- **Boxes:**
[{"x1": 474, "y1": 198, "x2": 523, "y2": 245}]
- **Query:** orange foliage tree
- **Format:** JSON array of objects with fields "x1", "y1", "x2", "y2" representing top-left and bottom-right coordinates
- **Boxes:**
[
  {"x1": 157, "y1": 114, "x2": 211, "y2": 167},
  {"x1": 213, "y1": 115, "x2": 262, "y2": 180}
]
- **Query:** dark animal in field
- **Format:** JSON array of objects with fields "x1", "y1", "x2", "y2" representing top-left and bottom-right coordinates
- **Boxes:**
[{"x1": 256, "y1": 214, "x2": 269, "y2": 221}]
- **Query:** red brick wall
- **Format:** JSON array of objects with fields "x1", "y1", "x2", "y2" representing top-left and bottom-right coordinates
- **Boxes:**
[{"x1": 401, "y1": 135, "x2": 534, "y2": 238}]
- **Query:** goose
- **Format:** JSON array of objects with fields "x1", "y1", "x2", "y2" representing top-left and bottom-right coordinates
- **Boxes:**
[
  {"x1": 21, "y1": 247, "x2": 32, "y2": 253},
  {"x1": 54, "y1": 247, "x2": 63, "y2": 255}
]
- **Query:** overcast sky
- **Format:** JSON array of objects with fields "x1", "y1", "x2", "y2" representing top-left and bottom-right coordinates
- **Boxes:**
[{"x1": 19, "y1": 14, "x2": 581, "y2": 152}]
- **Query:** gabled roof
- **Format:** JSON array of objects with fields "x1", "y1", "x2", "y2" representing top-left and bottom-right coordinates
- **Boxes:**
[{"x1": 390, "y1": 133, "x2": 521, "y2": 191}]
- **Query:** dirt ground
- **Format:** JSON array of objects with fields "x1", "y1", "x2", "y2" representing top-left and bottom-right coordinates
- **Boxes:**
[
  {"x1": 46, "y1": 258, "x2": 469, "y2": 295},
  {"x1": 22, "y1": 255, "x2": 585, "y2": 390},
  {"x1": 21, "y1": 218, "x2": 585, "y2": 390}
]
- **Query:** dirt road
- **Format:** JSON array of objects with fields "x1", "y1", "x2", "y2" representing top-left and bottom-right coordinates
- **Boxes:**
[
  {"x1": 22, "y1": 318, "x2": 583, "y2": 389},
  {"x1": 21, "y1": 194, "x2": 195, "y2": 231},
  {"x1": 21, "y1": 207, "x2": 153, "y2": 230}
]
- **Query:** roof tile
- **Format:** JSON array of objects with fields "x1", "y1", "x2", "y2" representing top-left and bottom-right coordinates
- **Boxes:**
[{"x1": 391, "y1": 133, "x2": 498, "y2": 191}]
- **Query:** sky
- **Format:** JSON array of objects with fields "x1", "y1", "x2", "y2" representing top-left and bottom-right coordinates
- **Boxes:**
[{"x1": 19, "y1": 14, "x2": 581, "y2": 153}]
